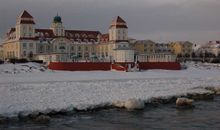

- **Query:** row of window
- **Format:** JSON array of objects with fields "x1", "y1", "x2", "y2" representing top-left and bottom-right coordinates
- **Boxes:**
[
  {"x1": 6, "y1": 51, "x2": 15, "y2": 58},
  {"x1": 23, "y1": 43, "x2": 34, "y2": 49},
  {"x1": 66, "y1": 33, "x2": 96, "y2": 38},
  {"x1": 38, "y1": 45, "x2": 96, "y2": 53},
  {"x1": 139, "y1": 55, "x2": 174, "y2": 62},
  {"x1": 70, "y1": 52, "x2": 97, "y2": 58},
  {"x1": 110, "y1": 35, "x2": 126, "y2": 40},
  {"x1": 144, "y1": 44, "x2": 154, "y2": 47},
  {"x1": 22, "y1": 26, "x2": 33, "y2": 31},
  {"x1": 144, "y1": 49, "x2": 154, "y2": 53}
]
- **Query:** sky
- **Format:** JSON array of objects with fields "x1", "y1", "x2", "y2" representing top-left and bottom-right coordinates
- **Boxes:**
[{"x1": 0, "y1": 0, "x2": 220, "y2": 44}]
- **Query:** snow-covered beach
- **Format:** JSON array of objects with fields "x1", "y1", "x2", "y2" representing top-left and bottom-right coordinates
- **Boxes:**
[{"x1": 0, "y1": 62, "x2": 220, "y2": 117}]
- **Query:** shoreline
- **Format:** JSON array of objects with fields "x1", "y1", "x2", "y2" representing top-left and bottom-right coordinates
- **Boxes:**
[{"x1": 1, "y1": 86, "x2": 219, "y2": 124}]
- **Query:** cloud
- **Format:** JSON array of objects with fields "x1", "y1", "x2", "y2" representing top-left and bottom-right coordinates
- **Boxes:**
[{"x1": 0, "y1": 0, "x2": 220, "y2": 43}]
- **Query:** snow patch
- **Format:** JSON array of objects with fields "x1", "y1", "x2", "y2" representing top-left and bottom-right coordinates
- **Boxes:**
[
  {"x1": 0, "y1": 62, "x2": 219, "y2": 117},
  {"x1": 0, "y1": 63, "x2": 47, "y2": 74}
]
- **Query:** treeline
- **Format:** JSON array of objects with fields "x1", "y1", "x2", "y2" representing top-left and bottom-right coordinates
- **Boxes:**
[
  {"x1": 177, "y1": 52, "x2": 220, "y2": 63},
  {"x1": 0, "y1": 58, "x2": 43, "y2": 64}
]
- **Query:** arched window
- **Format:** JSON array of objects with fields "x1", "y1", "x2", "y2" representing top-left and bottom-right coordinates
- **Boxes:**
[
  {"x1": 23, "y1": 51, "x2": 26, "y2": 56},
  {"x1": 45, "y1": 33, "x2": 49, "y2": 37},
  {"x1": 75, "y1": 33, "x2": 80, "y2": 38}
]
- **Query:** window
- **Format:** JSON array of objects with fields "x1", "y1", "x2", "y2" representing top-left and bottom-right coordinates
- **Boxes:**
[
  {"x1": 54, "y1": 46, "x2": 57, "y2": 51},
  {"x1": 23, "y1": 26, "x2": 26, "y2": 31},
  {"x1": 29, "y1": 43, "x2": 33, "y2": 48},
  {"x1": 78, "y1": 53, "x2": 82, "y2": 58},
  {"x1": 92, "y1": 47, "x2": 95, "y2": 52},
  {"x1": 71, "y1": 46, "x2": 74, "y2": 51},
  {"x1": 75, "y1": 34, "x2": 80, "y2": 38},
  {"x1": 59, "y1": 46, "x2": 65, "y2": 50},
  {"x1": 85, "y1": 46, "x2": 88, "y2": 51},
  {"x1": 85, "y1": 52, "x2": 89, "y2": 57},
  {"x1": 23, "y1": 43, "x2": 27, "y2": 49},
  {"x1": 67, "y1": 46, "x2": 69, "y2": 51},
  {"x1": 12, "y1": 52, "x2": 15, "y2": 57},
  {"x1": 23, "y1": 51, "x2": 26, "y2": 56},
  {"x1": 77, "y1": 39, "x2": 81, "y2": 43},
  {"x1": 78, "y1": 46, "x2": 81, "y2": 51},
  {"x1": 47, "y1": 46, "x2": 50, "y2": 51},
  {"x1": 29, "y1": 26, "x2": 32, "y2": 31},
  {"x1": 39, "y1": 45, "x2": 43, "y2": 53}
]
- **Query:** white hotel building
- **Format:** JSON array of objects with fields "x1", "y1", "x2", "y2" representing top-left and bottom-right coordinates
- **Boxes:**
[{"x1": 1, "y1": 10, "x2": 176, "y2": 63}]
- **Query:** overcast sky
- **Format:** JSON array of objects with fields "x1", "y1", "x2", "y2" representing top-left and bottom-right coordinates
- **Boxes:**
[{"x1": 0, "y1": 0, "x2": 220, "y2": 44}]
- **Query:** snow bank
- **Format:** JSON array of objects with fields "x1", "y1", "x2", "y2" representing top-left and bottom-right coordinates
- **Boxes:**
[
  {"x1": 0, "y1": 63, "x2": 220, "y2": 117},
  {"x1": 184, "y1": 62, "x2": 220, "y2": 70},
  {"x1": 0, "y1": 62, "x2": 47, "y2": 74}
]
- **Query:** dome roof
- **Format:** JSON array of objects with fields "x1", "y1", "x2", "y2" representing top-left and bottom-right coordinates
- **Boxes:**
[{"x1": 53, "y1": 15, "x2": 62, "y2": 23}]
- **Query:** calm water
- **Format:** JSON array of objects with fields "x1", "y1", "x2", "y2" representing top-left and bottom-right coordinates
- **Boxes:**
[{"x1": 1, "y1": 96, "x2": 220, "y2": 130}]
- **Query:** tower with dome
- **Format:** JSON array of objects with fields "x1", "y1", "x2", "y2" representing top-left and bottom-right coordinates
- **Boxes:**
[{"x1": 51, "y1": 15, "x2": 65, "y2": 37}]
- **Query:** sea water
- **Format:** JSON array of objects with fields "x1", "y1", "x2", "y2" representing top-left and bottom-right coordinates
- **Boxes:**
[{"x1": 1, "y1": 96, "x2": 220, "y2": 130}]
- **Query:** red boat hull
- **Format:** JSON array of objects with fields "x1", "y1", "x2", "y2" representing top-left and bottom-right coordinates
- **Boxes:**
[{"x1": 48, "y1": 62, "x2": 181, "y2": 71}]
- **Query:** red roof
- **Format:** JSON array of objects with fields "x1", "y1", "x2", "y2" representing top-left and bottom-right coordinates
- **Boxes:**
[
  {"x1": 20, "y1": 20, "x2": 35, "y2": 24},
  {"x1": 19, "y1": 10, "x2": 33, "y2": 18},
  {"x1": 116, "y1": 16, "x2": 126, "y2": 23},
  {"x1": 35, "y1": 29, "x2": 55, "y2": 38},
  {"x1": 19, "y1": 37, "x2": 38, "y2": 40},
  {"x1": 100, "y1": 33, "x2": 109, "y2": 43},
  {"x1": 8, "y1": 28, "x2": 15, "y2": 34},
  {"x1": 109, "y1": 25, "x2": 128, "y2": 29},
  {"x1": 101, "y1": 33, "x2": 109, "y2": 38},
  {"x1": 65, "y1": 30, "x2": 100, "y2": 35},
  {"x1": 115, "y1": 40, "x2": 129, "y2": 43},
  {"x1": 65, "y1": 30, "x2": 101, "y2": 42},
  {"x1": 110, "y1": 16, "x2": 127, "y2": 29}
]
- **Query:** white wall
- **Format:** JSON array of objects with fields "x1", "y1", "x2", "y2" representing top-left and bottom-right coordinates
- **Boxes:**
[
  {"x1": 113, "y1": 49, "x2": 134, "y2": 62},
  {"x1": 138, "y1": 54, "x2": 177, "y2": 62},
  {"x1": 109, "y1": 28, "x2": 128, "y2": 41}
]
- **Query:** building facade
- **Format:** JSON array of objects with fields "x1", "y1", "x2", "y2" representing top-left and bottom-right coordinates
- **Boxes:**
[
  {"x1": 2, "y1": 10, "x2": 105, "y2": 62},
  {"x1": 169, "y1": 41, "x2": 193, "y2": 57},
  {"x1": 196, "y1": 41, "x2": 220, "y2": 57},
  {"x1": 2, "y1": 10, "x2": 179, "y2": 63},
  {"x1": 134, "y1": 40, "x2": 156, "y2": 55},
  {"x1": 0, "y1": 45, "x2": 3, "y2": 60}
]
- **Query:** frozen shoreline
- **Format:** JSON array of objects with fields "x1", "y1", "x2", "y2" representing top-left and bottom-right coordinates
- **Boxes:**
[{"x1": 0, "y1": 62, "x2": 220, "y2": 118}]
